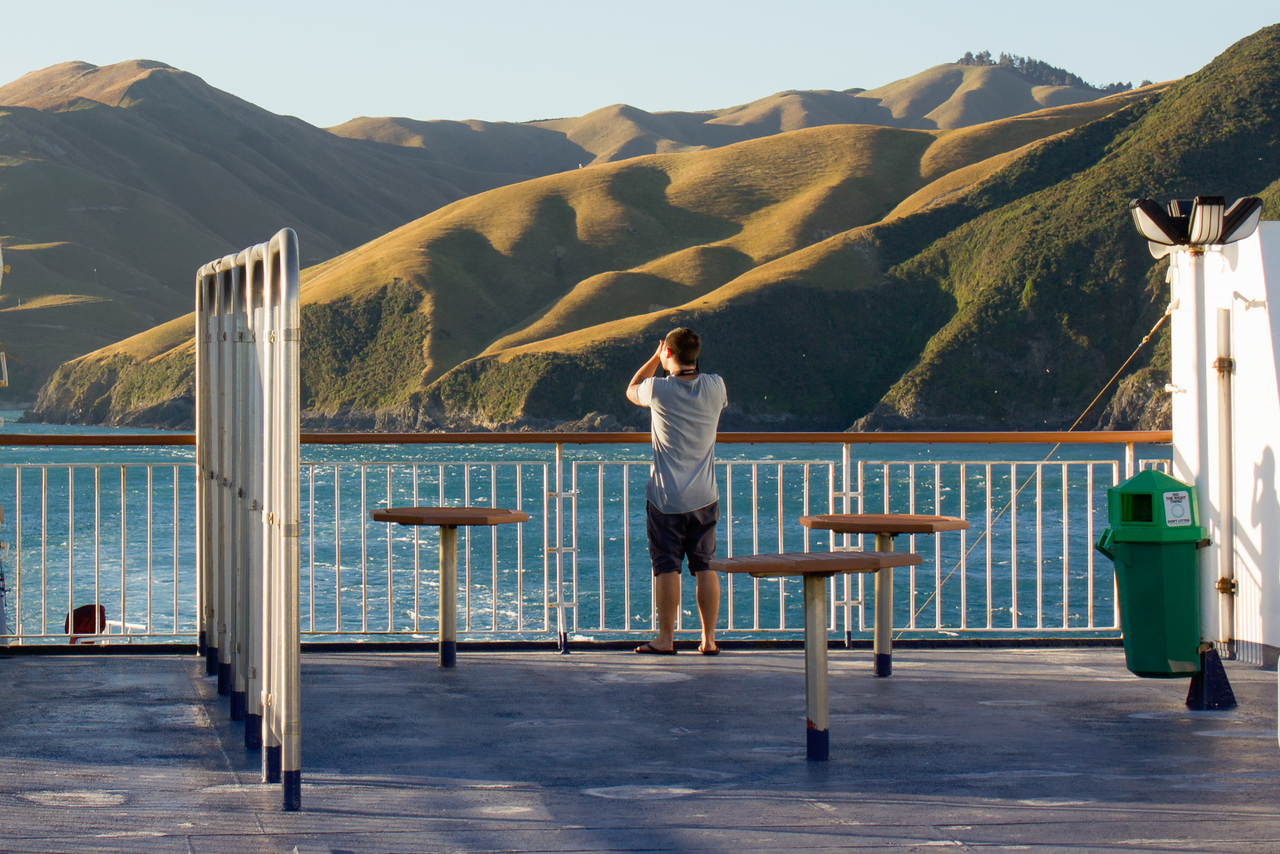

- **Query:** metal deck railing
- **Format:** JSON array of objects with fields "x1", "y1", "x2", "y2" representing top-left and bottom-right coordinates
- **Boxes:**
[{"x1": 0, "y1": 431, "x2": 1170, "y2": 645}]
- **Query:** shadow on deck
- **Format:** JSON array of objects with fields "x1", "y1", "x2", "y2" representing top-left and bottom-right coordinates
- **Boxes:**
[{"x1": 1, "y1": 647, "x2": 1278, "y2": 853}]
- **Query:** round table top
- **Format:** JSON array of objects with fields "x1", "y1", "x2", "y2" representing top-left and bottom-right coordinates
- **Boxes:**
[
  {"x1": 370, "y1": 507, "x2": 530, "y2": 527},
  {"x1": 800, "y1": 514, "x2": 970, "y2": 535},
  {"x1": 711, "y1": 550, "x2": 923, "y2": 577}
]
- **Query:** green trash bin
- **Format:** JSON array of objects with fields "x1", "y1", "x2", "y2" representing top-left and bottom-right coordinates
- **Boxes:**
[{"x1": 1095, "y1": 470, "x2": 1207, "y2": 678}]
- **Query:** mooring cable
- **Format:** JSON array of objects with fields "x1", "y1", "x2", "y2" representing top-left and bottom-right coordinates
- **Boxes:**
[{"x1": 893, "y1": 310, "x2": 1170, "y2": 639}]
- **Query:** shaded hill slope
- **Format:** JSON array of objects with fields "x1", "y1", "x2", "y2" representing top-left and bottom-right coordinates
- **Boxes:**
[
  {"x1": 0, "y1": 60, "x2": 568, "y2": 401},
  {"x1": 29, "y1": 90, "x2": 1154, "y2": 429}
]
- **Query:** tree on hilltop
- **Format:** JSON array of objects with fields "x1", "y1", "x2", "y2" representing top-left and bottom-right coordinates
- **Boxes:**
[{"x1": 956, "y1": 50, "x2": 1133, "y2": 94}]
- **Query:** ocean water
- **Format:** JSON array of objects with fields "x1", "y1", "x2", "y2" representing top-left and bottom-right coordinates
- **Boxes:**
[{"x1": 0, "y1": 411, "x2": 1165, "y2": 642}]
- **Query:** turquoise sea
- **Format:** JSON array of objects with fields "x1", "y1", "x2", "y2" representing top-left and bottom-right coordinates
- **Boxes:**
[{"x1": 0, "y1": 411, "x2": 1167, "y2": 642}]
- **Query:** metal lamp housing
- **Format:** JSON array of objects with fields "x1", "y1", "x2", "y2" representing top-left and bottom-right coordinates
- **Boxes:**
[
  {"x1": 1188, "y1": 196, "x2": 1225, "y2": 244},
  {"x1": 1131, "y1": 196, "x2": 1263, "y2": 258}
]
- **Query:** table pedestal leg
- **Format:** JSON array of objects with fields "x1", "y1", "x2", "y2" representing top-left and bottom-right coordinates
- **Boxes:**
[
  {"x1": 440, "y1": 525, "x2": 457, "y2": 668},
  {"x1": 803, "y1": 574, "x2": 829, "y2": 761},
  {"x1": 873, "y1": 532, "x2": 893, "y2": 677}
]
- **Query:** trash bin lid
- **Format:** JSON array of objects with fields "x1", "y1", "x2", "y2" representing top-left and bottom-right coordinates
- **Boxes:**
[{"x1": 1106, "y1": 470, "x2": 1206, "y2": 543}]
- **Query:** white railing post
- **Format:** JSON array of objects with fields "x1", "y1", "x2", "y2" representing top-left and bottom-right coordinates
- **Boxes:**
[
  {"x1": 554, "y1": 441, "x2": 568, "y2": 653},
  {"x1": 220, "y1": 265, "x2": 240, "y2": 705},
  {"x1": 233, "y1": 253, "x2": 257, "y2": 736},
  {"x1": 228, "y1": 260, "x2": 248, "y2": 722},
  {"x1": 842, "y1": 442, "x2": 852, "y2": 645},
  {"x1": 214, "y1": 269, "x2": 229, "y2": 691},
  {"x1": 245, "y1": 254, "x2": 265, "y2": 751},
  {"x1": 195, "y1": 274, "x2": 212, "y2": 669},
  {"x1": 195, "y1": 228, "x2": 300, "y2": 812},
  {"x1": 275, "y1": 230, "x2": 302, "y2": 812},
  {"x1": 259, "y1": 244, "x2": 280, "y2": 788}
]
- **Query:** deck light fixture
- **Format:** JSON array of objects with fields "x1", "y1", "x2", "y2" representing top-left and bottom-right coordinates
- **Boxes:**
[
  {"x1": 1129, "y1": 193, "x2": 1265, "y2": 710},
  {"x1": 1130, "y1": 196, "x2": 1263, "y2": 258}
]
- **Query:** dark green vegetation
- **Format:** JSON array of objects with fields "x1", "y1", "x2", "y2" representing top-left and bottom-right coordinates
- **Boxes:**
[
  {"x1": 301, "y1": 280, "x2": 432, "y2": 410},
  {"x1": 34, "y1": 345, "x2": 194, "y2": 427},
  {"x1": 860, "y1": 25, "x2": 1280, "y2": 428},
  {"x1": 426, "y1": 281, "x2": 956, "y2": 430},
  {"x1": 957, "y1": 51, "x2": 1134, "y2": 94}
]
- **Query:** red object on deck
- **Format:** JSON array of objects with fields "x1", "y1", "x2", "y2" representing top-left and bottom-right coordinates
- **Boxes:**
[{"x1": 64, "y1": 604, "x2": 106, "y2": 644}]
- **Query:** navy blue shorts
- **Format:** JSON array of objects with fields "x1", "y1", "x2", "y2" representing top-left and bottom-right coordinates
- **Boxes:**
[{"x1": 647, "y1": 501, "x2": 719, "y2": 576}]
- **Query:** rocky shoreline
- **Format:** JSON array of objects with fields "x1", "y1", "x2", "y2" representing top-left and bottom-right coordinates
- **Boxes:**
[{"x1": 18, "y1": 373, "x2": 1171, "y2": 435}]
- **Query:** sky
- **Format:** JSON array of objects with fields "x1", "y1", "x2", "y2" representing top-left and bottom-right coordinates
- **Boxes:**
[{"x1": 1, "y1": 1, "x2": 1277, "y2": 128}]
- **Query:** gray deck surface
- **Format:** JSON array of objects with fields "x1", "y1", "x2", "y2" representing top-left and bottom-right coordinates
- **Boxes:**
[{"x1": 1, "y1": 647, "x2": 1278, "y2": 853}]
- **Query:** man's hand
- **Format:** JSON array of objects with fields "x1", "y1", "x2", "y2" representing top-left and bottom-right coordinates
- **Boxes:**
[{"x1": 626, "y1": 341, "x2": 667, "y2": 406}]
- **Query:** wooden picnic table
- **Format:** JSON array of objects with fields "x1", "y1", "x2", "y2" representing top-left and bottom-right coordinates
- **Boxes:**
[
  {"x1": 800, "y1": 515, "x2": 969, "y2": 676},
  {"x1": 369, "y1": 507, "x2": 529, "y2": 667},
  {"x1": 710, "y1": 550, "x2": 923, "y2": 761}
]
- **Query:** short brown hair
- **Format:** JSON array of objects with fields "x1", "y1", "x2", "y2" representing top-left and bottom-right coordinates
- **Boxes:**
[{"x1": 665, "y1": 327, "x2": 701, "y2": 366}]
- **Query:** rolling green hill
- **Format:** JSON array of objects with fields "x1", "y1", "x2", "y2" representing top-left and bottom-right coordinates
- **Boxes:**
[
  {"x1": 27, "y1": 82, "x2": 1157, "y2": 429},
  {"x1": 42, "y1": 19, "x2": 1280, "y2": 436},
  {"x1": 857, "y1": 25, "x2": 1280, "y2": 429},
  {"x1": 2, "y1": 58, "x2": 1127, "y2": 407},
  {"x1": 358, "y1": 25, "x2": 1279, "y2": 432}
]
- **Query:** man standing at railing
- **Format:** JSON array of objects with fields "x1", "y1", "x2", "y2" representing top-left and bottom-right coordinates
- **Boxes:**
[{"x1": 626, "y1": 328, "x2": 728, "y2": 655}]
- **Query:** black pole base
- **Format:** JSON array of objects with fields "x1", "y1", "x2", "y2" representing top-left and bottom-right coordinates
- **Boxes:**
[
  {"x1": 1186, "y1": 648, "x2": 1237, "y2": 710},
  {"x1": 230, "y1": 691, "x2": 246, "y2": 721},
  {"x1": 439, "y1": 640, "x2": 456, "y2": 668},
  {"x1": 217, "y1": 661, "x2": 231, "y2": 696},
  {"x1": 845, "y1": 630, "x2": 853, "y2": 650},
  {"x1": 873, "y1": 652, "x2": 892, "y2": 677},
  {"x1": 244, "y1": 713, "x2": 262, "y2": 750},
  {"x1": 205, "y1": 645, "x2": 218, "y2": 676},
  {"x1": 197, "y1": 630, "x2": 206, "y2": 658},
  {"x1": 264, "y1": 745, "x2": 282, "y2": 783},
  {"x1": 558, "y1": 631, "x2": 571, "y2": 655},
  {"x1": 282, "y1": 769, "x2": 301, "y2": 812},
  {"x1": 806, "y1": 727, "x2": 829, "y2": 761}
]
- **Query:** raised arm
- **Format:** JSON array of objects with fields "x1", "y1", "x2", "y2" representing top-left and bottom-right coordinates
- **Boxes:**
[{"x1": 626, "y1": 341, "x2": 667, "y2": 406}]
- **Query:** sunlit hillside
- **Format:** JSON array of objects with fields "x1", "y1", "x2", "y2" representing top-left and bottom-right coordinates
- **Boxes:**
[
  {"x1": 30, "y1": 86, "x2": 1158, "y2": 429},
  {"x1": 1, "y1": 57, "x2": 1128, "y2": 405},
  {"x1": 450, "y1": 22, "x2": 1280, "y2": 432},
  {"x1": 336, "y1": 62, "x2": 1124, "y2": 167}
]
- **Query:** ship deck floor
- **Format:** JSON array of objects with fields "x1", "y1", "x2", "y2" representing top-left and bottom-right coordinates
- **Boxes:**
[{"x1": 1, "y1": 647, "x2": 1278, "y2": 853}]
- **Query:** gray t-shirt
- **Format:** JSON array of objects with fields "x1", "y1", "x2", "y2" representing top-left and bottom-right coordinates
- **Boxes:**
[{"x1": 637, "y1": 373, "x2": 728, "y2": 514}]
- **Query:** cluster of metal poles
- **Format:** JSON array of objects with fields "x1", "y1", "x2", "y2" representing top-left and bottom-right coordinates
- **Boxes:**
[{"x1": 195, "y1": 229, "x2": 302, "y2": 812}]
